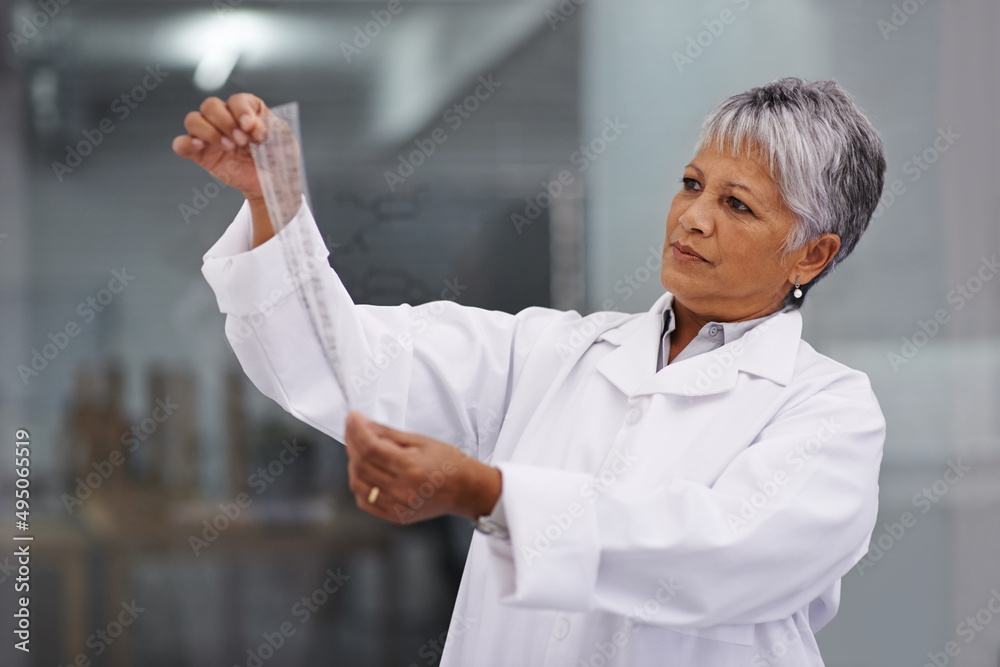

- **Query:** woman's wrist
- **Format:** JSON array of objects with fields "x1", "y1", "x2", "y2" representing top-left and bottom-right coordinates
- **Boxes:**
[
  {"x1": 456, "y1": 460, "x2": 502, "y2": 520},
  {"x1": 248, "y1": 196, "x2": 274, "y2": 248}
]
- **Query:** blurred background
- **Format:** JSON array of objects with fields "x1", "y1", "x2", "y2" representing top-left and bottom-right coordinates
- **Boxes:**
[{"x1": 0, "y1": 0, "x2": 998, "y2": 665}]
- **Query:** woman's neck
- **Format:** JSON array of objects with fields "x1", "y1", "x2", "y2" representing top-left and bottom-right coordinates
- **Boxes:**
[{"x1": 667, "y1": 297, "x2": 782, "y2": 364}]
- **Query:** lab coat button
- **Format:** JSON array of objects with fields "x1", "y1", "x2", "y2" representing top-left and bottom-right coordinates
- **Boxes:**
[
  {"x1": 625, "y1": 407, "x2": 642, "y2": 425},
  {"x1": 709, "y1": 324, "x2": 720, "y2": 336},
  {"x1": 552, "y1": 616, "x2": 570, "y2": 640}
]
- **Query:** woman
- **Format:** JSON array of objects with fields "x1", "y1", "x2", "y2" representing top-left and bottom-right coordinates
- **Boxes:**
[{"x1": 176, "y1": 77, "x2": 887, "y2": 666}]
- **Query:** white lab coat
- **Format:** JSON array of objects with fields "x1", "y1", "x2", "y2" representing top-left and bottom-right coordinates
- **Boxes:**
[{"x1": 201, "y1": 200, "x2": 885, "y2": 667}]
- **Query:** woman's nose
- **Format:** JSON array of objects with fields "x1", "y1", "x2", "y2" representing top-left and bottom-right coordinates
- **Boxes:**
[{"x1": 678, "y1": 197, "x2": 715, "y2": 236}]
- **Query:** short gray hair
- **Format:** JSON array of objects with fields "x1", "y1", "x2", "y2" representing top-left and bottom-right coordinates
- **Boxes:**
[{"x1": 694, "y1": 77, "x2": 886, "y2": 309}]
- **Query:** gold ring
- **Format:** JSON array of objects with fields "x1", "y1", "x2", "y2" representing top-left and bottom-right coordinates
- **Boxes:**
[{"x1": 367, "y1": 486, "x2": 380, "y2": 504}]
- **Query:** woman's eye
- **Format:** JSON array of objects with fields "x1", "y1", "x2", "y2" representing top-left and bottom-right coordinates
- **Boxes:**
[
  {"x1": 678, "y1": 178, "x2": 753, "y2": 214},
  {"x1": 728, "y1": 196, "x2": 751, "y2": 214}
]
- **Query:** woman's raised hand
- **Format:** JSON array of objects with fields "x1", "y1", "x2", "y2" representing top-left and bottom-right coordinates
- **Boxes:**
[{"x1": 172, "y1": 93, "x2": 270, "y2": 200}]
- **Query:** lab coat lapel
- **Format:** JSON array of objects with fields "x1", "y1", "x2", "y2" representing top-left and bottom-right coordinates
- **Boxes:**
[
  {"x1": 594, "y1": 292, "x2": 803, "y2": 397},
  {"x1": 592, "y1": 292, "x2": 670, "y2": 397}
]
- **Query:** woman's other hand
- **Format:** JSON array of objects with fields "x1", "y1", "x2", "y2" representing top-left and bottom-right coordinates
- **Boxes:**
[{"x1": 344, "y1": 411, "x2": 502, "y2": 525}]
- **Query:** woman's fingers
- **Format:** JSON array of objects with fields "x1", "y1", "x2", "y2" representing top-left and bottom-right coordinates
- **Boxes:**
[
  {"x1": 371, "y1": 422, "x2": 427, "y2": 448},
  {"x1": 171, "y1": 93, "x2": 274, "y2": 202},
  {"x1": 346, "y1": 445, "x2": 411, "y2": 524},
  {"x1": 199, "y1": 96, "x2": 241, "y2": 148},
  {"x1": 344, "y1": 411, "x2": 403, "y2": 476},
  {"x1": 227, "y1": 93, "x2": 268, "y2": 143},
  {"x1": 347, "y1": 456, "x2": 395, "y2": 499},
  {"x1": 183, "y1": 110, "x2": 228, "y2": 149},
  {"x1": 174, "y1": 94, "x2": 269, "y2": 158},
  {"x1": 342, "y1": 412, "x2": 465, "y2": 524},
  {"x1": 171, "y1": 134, "x2": 204, "y2": 161},
  {"x1": 352, "y1": 412, "x2": 425, "y2": 448}
]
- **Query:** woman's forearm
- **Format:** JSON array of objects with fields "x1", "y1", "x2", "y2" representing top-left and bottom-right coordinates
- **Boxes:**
[{"x1": 249, "y1": 197, "x2": 274, "y2": 248}]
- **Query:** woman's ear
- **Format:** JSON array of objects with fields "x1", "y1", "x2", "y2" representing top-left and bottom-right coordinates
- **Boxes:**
[{"x1": 792, "y1": 233, "x2": 841, "y2": 285}]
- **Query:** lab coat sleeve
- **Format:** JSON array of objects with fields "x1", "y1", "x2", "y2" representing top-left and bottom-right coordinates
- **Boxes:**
[
  {"x1": 486, "y1": 372, "x2": 885, "y2": 627},
  {"x1": 200, "y1": 199, "x2": 574, "y2": 455}
]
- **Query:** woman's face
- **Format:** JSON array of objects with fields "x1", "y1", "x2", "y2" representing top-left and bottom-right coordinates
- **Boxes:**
[{"x1": 660, "y1": 140, "x2": 811, "y2": 322}]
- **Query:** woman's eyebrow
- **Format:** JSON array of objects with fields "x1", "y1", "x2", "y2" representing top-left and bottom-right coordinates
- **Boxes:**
[{"x1": 722, "y1": 181, "x2": 764, "y2": 208}]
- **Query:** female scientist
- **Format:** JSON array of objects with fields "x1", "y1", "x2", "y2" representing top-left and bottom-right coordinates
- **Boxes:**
[{"x1": 174, "y1": 77, "x2": 887, "y2": 666}]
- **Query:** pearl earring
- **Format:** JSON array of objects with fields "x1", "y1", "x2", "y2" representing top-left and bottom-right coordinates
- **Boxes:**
[{"x1": 793, "y1": 275, "x2": 803, "y2": 299}]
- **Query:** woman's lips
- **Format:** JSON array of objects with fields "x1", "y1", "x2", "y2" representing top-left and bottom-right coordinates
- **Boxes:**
[{"x1": 671, "y1": 242, "x2": 709, "y2": 264}]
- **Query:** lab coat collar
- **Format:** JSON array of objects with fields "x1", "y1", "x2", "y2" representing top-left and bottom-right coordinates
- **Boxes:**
[{"x1": 594, "y1": 292, "x2": 802, "y2": 397}]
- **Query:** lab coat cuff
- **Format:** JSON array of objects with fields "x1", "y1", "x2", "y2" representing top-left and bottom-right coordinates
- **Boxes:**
[
  {"x1": 488, "y1": 492, "x2": 507, "y2": 530},
  {"x1": 488, "y1": 461, "x2": 599, "y2": 612},
  {"x1": 201, "y1": 197, "x2": 328, "y2": 317}
]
